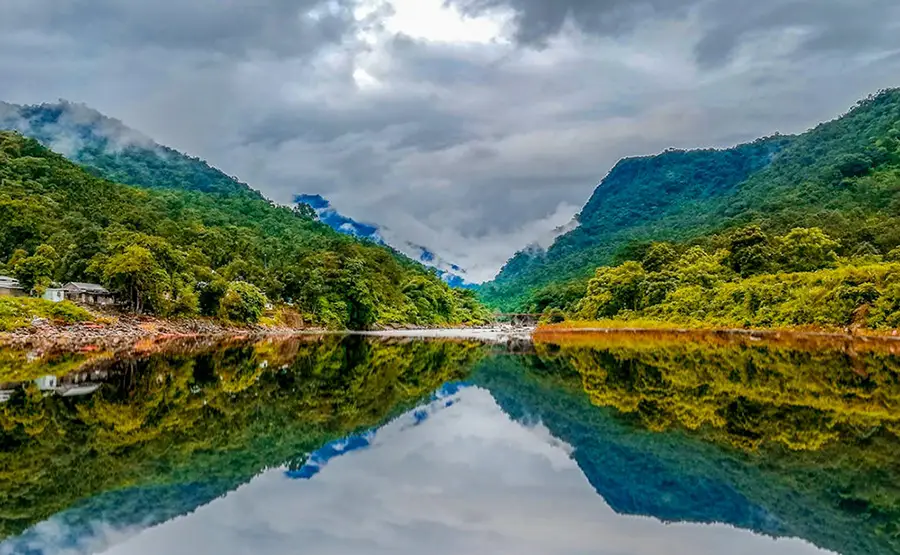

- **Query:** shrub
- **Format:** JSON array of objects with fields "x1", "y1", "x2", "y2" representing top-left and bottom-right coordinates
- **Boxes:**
[{"x1": 218, "y1": 281, "x2": 268, "y2": 324}]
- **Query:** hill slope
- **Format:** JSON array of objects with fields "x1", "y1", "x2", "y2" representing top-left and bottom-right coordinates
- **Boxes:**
[
  {"x1": 0, "y1": 101, "x2": 258, "y2": 197},
  {"x1": 0, "y1": 131, "x2": 488, "y2": 328},
  {"x1": 482, "y1": 89, "x2": 900, "y2": 311}
]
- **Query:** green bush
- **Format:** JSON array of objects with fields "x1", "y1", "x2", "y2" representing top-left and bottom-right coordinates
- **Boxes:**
[
  {"x1": 218, "y1": 281, "x2": 268, "y2": 324},
  {"x1": 0, "y1": 297, "x2": 93, "y2": 331}
]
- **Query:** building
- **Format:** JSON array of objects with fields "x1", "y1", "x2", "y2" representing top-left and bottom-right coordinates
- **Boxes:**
[
  {"x1": 0, "y1": 275, "x2": 26, "y2": 298},
  {"x1": 42, "y1": 284, "x2": 65, "y2": 303},
  {"x1": 56, "y1": 383, "x2": 103, "y2": 397},
  {"x1": 62, "y1": 282, "x2": 115, "y2": 305},
  {"x1": 34, "y1": 375, "x2": 58, "y2": 391},
  {"x1": 0, "y1": 374, "x2": 103, "y2": 403}
]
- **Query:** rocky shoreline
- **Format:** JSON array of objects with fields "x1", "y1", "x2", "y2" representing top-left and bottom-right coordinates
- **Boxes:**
[
  {"x1": 0, "y1": 315, "x2": 313, "y2": 352},
  {"x1": 0, "y1": 314, "x2": 536, "y2": 352}
]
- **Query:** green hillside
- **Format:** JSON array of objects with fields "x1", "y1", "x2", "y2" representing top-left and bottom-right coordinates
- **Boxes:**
[
  {"x1": 0, "y1": 101, "x2": 258, "y2": 197},
  {"x1": 0, "y1": 131, "x2": 488, "y2": 328},
  {"x1": 482, "y1": 89, "x2": 900, "y2": 312}
]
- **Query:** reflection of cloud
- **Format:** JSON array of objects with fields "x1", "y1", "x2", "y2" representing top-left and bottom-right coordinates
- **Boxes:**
[
  {"x1": 85, "y1": 387, "x2": 829, "y2": 555},
  {"x1": 0, "y1": 517, "x2": 147, "y2": 555}
]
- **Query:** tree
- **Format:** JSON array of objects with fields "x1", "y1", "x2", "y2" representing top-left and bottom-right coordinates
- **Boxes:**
[
  {"x1": 197, "y1": 278, "x2": 229, "y2": 317},
  {"x1": 834, "y1": 153, "x2": 872, "y2": 178},
  {"x1": 13, "y1": 244, "x2": 58, "y2": 294},
  {"x1": 642, "y1": 242, "x2": 679, "y2": 273},
  {"x1": 96, "y1": 245, "x2": 168, "y2": 314},
  {"x1": 577, "y1": 262, "x2": 647, "y2": 319},
  {"x1": 726, "y1": 225, "x2": 772, "y2": 277},
  {"x1": 775, "y1": 228, "x2": 840, "y2": 272},
  {"x1": 219, "y1": 281, "x2": 268, "y2": 324}
]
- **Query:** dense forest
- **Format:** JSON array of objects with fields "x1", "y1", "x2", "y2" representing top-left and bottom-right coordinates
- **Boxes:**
[
  {"x1": 482, "y1": 89, "x2": 900, "y2": 319},
  {"x1": 0, "y1": 131, "x2": 489, "y2": 329},
  {"x1": 549, "y1": 225, "x2": 900, "y2": 330},
  {"x1": 0, "y1": 101, "x2": 260, "y2": 197}
]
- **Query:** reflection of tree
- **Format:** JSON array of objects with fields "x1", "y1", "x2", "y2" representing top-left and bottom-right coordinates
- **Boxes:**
[
  {"x1": 537, "y1": 334, "x2": 900, "y2": 451},
  {"x1": 0, "y1": 336, "x2": 486, "y2": 541}
]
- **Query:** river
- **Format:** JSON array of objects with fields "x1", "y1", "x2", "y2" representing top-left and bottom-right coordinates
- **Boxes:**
[{"x1": 1, "y1": 331, "x2": 898, "y2": 555}]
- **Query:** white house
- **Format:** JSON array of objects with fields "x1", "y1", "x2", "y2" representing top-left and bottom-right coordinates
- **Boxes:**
[
  {"x1": 34, "y1": 375, "x2": 59, "y2": 391},
  {"x1": 42, "y1": 286, "x2": 65, "y2": 303}
]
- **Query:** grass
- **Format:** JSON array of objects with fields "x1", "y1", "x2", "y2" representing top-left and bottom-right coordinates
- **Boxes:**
[{"x1": 0, "y1": 297, "x2": 94, "y2": 332}]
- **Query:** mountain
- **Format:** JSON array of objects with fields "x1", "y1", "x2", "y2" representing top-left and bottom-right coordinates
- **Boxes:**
[
  {"x1": 0, "y1": 101, "x2": 258, "y2": 197},
  {"x1": 481, "y1": 88, "x2": 900, "y2": 311},
  {"x1": 0, "y1": 106, "x2": 490, "y2": 328},
  {"x1": 294, "y1": 193, "x2": 474, "y2": 288}
]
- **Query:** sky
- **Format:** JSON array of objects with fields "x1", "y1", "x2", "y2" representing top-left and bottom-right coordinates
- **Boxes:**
[
  {"x1": 5, "y1": 387, "x2": 833, "y2": 555},
  {"x1": 1, "y1": 1, "x2": 899, "y2": 281}
]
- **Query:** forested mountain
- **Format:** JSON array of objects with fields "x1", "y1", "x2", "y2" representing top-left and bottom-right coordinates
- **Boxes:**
[
  {"x1": 0, "y1": 131, "x2": 489, "y2": 328},
  {"x1": 482, "y1": 89, "x2": 900, "y2": 312}
]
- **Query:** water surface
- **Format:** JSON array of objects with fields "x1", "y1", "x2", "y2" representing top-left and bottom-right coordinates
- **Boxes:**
[{"x1": 1, "y1": 332, "x2": 898, "y2": 555}]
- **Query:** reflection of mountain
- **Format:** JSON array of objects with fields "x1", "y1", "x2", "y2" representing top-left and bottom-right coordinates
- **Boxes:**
[
  {"x1": 473, "y1": 356, "x2": 784, "y2": 533},
  {"x1": 294, "y1": 194, "x2": 474, "y2": 288},
  {"x1": 472, "y1": 338, "x2": 900, "y2": 555},
  {"x1": 4, "y1": 335, "x2": 900, "y2": 555}
]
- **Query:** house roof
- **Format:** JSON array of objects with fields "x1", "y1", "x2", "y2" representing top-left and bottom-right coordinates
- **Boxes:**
[
  {"x1": 63, "y1": 282, "x2": 110, "y2": 294},
  {"x1": 57, "y1": 384, "x2": 102, "y2": 397}
]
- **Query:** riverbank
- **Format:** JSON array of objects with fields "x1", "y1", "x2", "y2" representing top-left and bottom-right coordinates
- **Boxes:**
[
  {"x1": 0, "y1": 306, "x2": 533, "y2": 351},
  {"x1": 535, "y1": 320, "x2": 900, "y2": 344},
  {"x1": 0, "y1": 313, "x2": 319, "y2": 351}
]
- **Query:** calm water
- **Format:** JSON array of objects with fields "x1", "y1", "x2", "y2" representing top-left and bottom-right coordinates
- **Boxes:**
[{"x1": 1, "y1": 332, "x2": 899, "y2": 555}]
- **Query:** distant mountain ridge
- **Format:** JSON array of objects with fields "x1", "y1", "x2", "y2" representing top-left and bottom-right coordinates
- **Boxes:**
[{"x1": 294, "y1": 194, "x2": 474, "y2": 288}]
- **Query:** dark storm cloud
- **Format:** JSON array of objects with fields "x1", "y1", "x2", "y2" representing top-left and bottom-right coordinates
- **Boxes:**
[
  {"x1": 450, "y1": 0, "x2": 689, "y2": 46},
  {"x1": 694, "y1": 0, "x2": 900, "y2": 67},
  {"x1": 241, "y1": 95, "x2": 477, "y2": 152},
  {"x1": 449, "y1": 0, "x2": 900, "y2": 67},
  {"x1": 0, "y1": 0, "x2": 356, "y2": 58}
]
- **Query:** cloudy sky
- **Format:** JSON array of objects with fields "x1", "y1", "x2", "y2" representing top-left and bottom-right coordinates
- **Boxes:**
[
  {"x1": 5, "y1": 387, "x2": 832, "y2": 555},
  {"x1": 1, "y1": 0, "x2": 899, "y2": 280}
]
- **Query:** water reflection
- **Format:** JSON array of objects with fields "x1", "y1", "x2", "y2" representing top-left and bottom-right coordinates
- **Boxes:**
[{"x1": 1, "y1": 332, "x2": 898, "y2": 555}]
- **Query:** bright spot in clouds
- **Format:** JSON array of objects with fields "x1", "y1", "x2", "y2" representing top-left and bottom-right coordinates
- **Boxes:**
[{"x1": 365, "y1": 0, "x2": 510, "y2": 44}]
